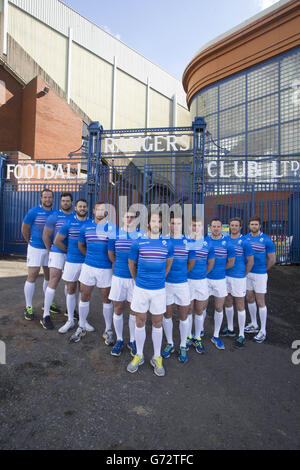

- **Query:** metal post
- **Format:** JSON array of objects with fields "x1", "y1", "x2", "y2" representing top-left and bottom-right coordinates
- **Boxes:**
[
  {"x1": 192, "y1": 117, "x2": 206, "y2": 216},
  {"x1": 0, "y1": 153, "x2": 7, "y2": 254},
  {"x1": 87, "y1": 122, "x2": 103, "y2": 217}
]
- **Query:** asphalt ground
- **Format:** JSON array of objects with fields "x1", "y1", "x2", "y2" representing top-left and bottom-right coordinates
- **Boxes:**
[{"x1": 0, "y1": 256, "x2": 299, "y2": 450}]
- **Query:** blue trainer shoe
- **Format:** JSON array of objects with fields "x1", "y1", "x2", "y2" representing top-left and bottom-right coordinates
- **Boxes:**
[
  {"x1": 220, "y1": 327, "x2": 236, "y2": 338},
  {"x1": 111, "y1": 340, "x2": 124, "y2": 357},
  {"x1": 178, "y1": 347, "x2": 188, "y2": 363},
  {"x1": 186, "y1": 336, "x2": 194, "y2": 351},
  {"x1": 161, "y1": 343, "x2": 175, "y2": 358},
  {"x1": 194, "y1": 337, "x2": 205, "y2": 354},
  {"x1": 127, "y1": 341, "x2": 137, "y2": 357},
  {"x1": 211, "y1": 336, "x2": 225, "y2": 350}
]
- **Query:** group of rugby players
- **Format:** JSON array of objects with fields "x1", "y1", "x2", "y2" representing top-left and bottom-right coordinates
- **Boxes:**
[{"x1": 21, "y1": 189, "x2": 276, "y2": 377}]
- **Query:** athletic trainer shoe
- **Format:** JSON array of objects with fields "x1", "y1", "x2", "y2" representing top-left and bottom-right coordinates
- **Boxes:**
[
  {"x1": 220, "y1": 327, "x2": 236, "y2": 338},
  {"x1": 102, "y1": 329, "x2": 114, "y2": 346},
  {"x1": 211, "y1": 336, "x2": 225, "y2": 350},
  {"x1": 70, "y1": 327, "x2": 86, "y2": 343},
  {"x1": 111, "y1": 340, "x2": 124, "y2": 357},
  {"x1": 85, "y1": 321, "x2": 95, "y2": 332},
  {"x1": 234, "y1": 336, "x2": 246, "y2": 349},
  {"x1": 244, "y1": 324, "x2": 259, "y2": 334},
  {"x1": 194, "y1": 337, "x2": 205, "y2": 354},
  {"x1": 40, "y1": 316, "x2": 54, "y2": 330},
  {"x1": 200, "y1": 330, "x2": 204, "y2": 338},
  {"x1": 24, "y1": 307, "x2": 34, "y2": 321},
  {"x1": 58, "y1": 320, "x2": 75, "y2": 334},
  {"x1": 178, "y1": 347, "x2": 188, "y2": 363},
  {"x1": 186, "y1": 336, "x2": 194, "y2": 351},
  {"x1": 150, "y1": 356, "x2": 165, "y2": 377},
  {"x1": 127, "y1": 341, "x2": 137, "y2": 357},
  {"x1": 253, "y1": 332, "x2": 266, "y2": 343},
  {"x1": 49, "y1": 302, "x2": 61, "y2": 314},
  {"x1": 127, "y1": 354, "x2": 144, "y2": 373},
  {"x1": 161, "y1": 343, "x2": 175, "y2": 358}
]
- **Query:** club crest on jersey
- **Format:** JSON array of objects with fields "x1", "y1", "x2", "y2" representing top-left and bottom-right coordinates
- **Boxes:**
[
  {"x1": 222, "y1": 241, "x2": 226, "y2": 246},
  {"x1": 162, "y1": 240, "x2": 167, "y2": 246},
  {"x1": 183, "y1": 239, "x2": 187, "y2": 245},
  {"x1": 238, "y1": 240, "x2": 242, "y2": 244},
  {"x1": 260, "y1": 238, "x2": 264, "y2": 242}
]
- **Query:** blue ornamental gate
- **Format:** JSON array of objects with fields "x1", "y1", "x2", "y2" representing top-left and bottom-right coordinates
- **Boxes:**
[{"x1": 0, "y1": 117, "x2": 300, "y2": 263}]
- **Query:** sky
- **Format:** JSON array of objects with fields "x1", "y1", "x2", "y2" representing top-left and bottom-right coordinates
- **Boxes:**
[{"x1": 61, "y1": 0, "x2": 280, "y2": 80}]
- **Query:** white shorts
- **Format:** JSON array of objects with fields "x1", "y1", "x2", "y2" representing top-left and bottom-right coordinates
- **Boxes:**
[
  {"x1": 27, "y1": 245, "x2": 49, "y2": 267},
  {"x1": 166, "y1": 282, "x2": 191, "y2": 306},
  {"x1": 62, "y1": 262, "x2": 83, "y2": 283},
  {"x1": 131, "y1": 285, "x2": 166, "y2": 315},
  {"x1": 188, "y1": 278, "x2": 209, "y2": 302},
  {"x1": 109, "y1": 276, "x2": 135, "y2": 303},
  {"x1": 207, "y1": 278, "x2": 227, "y2": 298},
  {"x1": 246, "y1": 272, "x2": 268, "y2": 294},
  {"x1": 48, "y1": 252, "x2": 66, "y2": 270},
  {"x1": 226, "y1": 276, "x2": 247, "y2": 298},
  {"x1": 79, "y1": 264, "x2": 112, "y2": 288}
]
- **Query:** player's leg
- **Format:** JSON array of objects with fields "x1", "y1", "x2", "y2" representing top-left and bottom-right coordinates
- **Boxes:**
[
  {"x1": 111, "y1": 300, "x2": 125, "y2": 356},
  {"x1": 151, "y1": 313, "x2": 165, "y2": 377},
  {"x1": 178, "y1": 304, "x2": 190, "y2": 363},
  {"x1": 70, "y1": 264, "x2": 95, "y2": 342},
  {"x1": 127, "y1": 286, "x2": 149, "y2": 373},
  {"x1": 211, "y1": 295, "x2": 226, "y2": 350},
  {"x1": 222, "y1": 292, "x2": 235, "y2": 337},
  {"x1": 193, "y1": 299, "x2": 207, "y2": 354},
  {"x1": 58, "y1": 281, "x2": 77, "y2": 333},
  {"x1": 100, "y1": 286, "x2": 114, "y2": 346},
  {"x1": 245, "y1": 274, "x2": 259, "y2": 333},
  {"x1": 24, "y1": 266, "x2": 40, "y2": 320},
  {"x1": 162, "y1": 304, "x2": 175, "y2": 358},
  {"x1": 233, "y1": 296, "x2": 247, "y2": 349},
  {"x1": 254, "y1": 290, "x2": 267, "y2": 343}
]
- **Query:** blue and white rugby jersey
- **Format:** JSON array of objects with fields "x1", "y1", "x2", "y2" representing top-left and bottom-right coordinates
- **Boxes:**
[
  {"x1": 166, "y1": 236, "x2": 196, "y2": 284},
  {"x1": 129, "y1": 237, "x2": 174, "y2": 290},
  {"x1": 226, "y1": 235, "x2": 254, "y2": 279},
  {"x1": 188, "y1": 237, "x2": 215, "y2": 280},
  {"x1": 78, "y1": 220, "x2": 115, "y2": 269},
  {"x1": 45, "y1": 210, "x2": 74, "y2": 254},
  {"x1": 207, "y1": 235, "x2": 236, "y2": 280},
  {"x1": 243, "y1": 232, "x2": 275, "y2": 274},
  {"x1": 23, "y1": 205, "x2": 57, "y2": 249},
  {"x1": 108, "y1": 228, "x2": 144, "y2": 279},
  {"x1": 59, "y1": 215, "x2": 91, "y2": 264}
]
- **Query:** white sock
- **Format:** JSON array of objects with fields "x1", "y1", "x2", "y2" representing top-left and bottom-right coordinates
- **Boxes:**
[
  {"x1": 43, "y1": 280, "x2": 49, "y2": 295},
  {"x1": 162, "y1": 316, "x2": 173, "y2": 345},
  {"x1": 194, "y1": 314, "x2": 204, "y2": 338},
  {"x1": 179, "y1": 318, "x2": 189, "y2": 348},
  {"x1": 259, "y1": 307, "x2": 267, "y2": 335},
  {"x1": 202, "y1": 309, "x2": 207, "y2": 323},
  {"x1": 67, "y1": 294, "x2": 76, "y2": 322},
  {"x1": 213, "y1": 311, "x2": 223, "y2": 338},
  {"x1": 43, "y1": 287, "x2": 55, "y2": 318},
  {"x1": 248, "y1": 302, "x2": 258, "y2": 328},
  {"x1": 135, "y1": 325, "x2": 146, "y2": 357},
  {"x1": 129, "y1": 314, "x2": 136, "y2": 342},
  {"x1": 79, "y1": 301, "x2": 89, "y2": 329},
  {"x1": 113, "y1": 313, "x2": 123, "y2": 341},
  {"x1": 24, "y1": 281, "x2": 35, "y2": 308},
  {"x1": 225, "y1": 306, "x2": 234, "y2": 331},
  {"x1": 103, "y1": 302, "x2": 113, "y2": 332},
  {"x1": 64, "y1": 285, "x2": 68, "y2": 297},
  {"x1": 238, "y1": 310, "x2": 246, "y2": 338},
  {"x1": 187, "y1": 313, "x2": 193, "y2": 337},
  {"x1": 152, "y1": 326, "x2": 163, "y2": 359}
]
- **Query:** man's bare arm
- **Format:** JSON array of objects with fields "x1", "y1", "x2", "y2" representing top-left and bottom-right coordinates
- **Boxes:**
[
  {"x1": 21, "y1": 223, "x2": 31, "y2": 244},
  {"x1": 108, "y1": 250, "x2": 116, "y2": 264},
  {"x1": 165, "y1": 257, "x2": 173, "y2": 277},
  {"x1": 128, "y1": 259, "x2": 137, "y2": 280},
  {"x1": 206, "y1": 258, "x2": 215, "y2": 275},
  {"x1": 78, "y1": 242, "x2": 87, "y2": 257},
  {"x1": 42, "y1": 227, "x2": 54, "y2": 251},
  {"x1": 225, "y1": 257, "x2": 235, "y2": 270},
  {"x1": 187, "y1": 259, "x2": 196, "y2": 273},
  {"x1": 54, "y1": 233, "x2": 68, "y2": 253},
  {"x1": 266, "y1": 252, "x2": 276, "y2": 271},
  {"x1": 245, "y1": 255, "x2": 254, "y2": 276}
]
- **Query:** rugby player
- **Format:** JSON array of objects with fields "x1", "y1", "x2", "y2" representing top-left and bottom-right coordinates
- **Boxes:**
[
  {"x1": 207, "y1": 219, "x2": 235, "y2": 350},
  {"x1": 127, "y1": 212, "x2": 174, "y2": 377},
  {"x1": 54, "y1": 199, "x2": 93, "y2": 334},
  {"x1": 22, "y1": 189, "x2": 56, "y2": 321},
  {"x1": 187, "y1": 217, "x2": 215, "y2": 353},
  {"x1": 41, "y1": 192, "x2": 74, "y2": 329},
  {"x1": 70, "y1": 201, "x2": 114, "y2": 343},
  {"x1": 244, "y1": 216, "x2": 276, "y2": 343},
  {"x1": 108, "y1": 210, "x2": 142, "y2": 357},
  {"x1": 161, "y1": 215, "x2": 195, "y2": 363},
  {"x1": 221, "y1": 218, "x2": 254, "y2": 349}
]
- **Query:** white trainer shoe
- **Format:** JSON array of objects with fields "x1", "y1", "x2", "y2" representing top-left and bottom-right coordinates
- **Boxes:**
[{"x1": 58, "y1": 320, "x2": 75, "y2": 334}]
